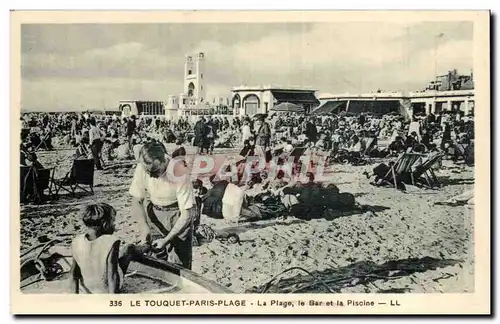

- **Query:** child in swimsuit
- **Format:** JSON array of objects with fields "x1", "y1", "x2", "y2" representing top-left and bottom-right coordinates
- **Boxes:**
[{"x1": 70, "y1": 203, "x2": 138, "y2": 294}]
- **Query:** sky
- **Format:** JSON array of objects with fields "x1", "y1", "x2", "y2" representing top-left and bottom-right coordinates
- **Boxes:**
[{"x1": 21, "y1": 21, "x2": 473, "y2": 111}]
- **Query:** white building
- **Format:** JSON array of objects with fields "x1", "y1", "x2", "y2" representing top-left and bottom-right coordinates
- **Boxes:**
[
  {"x1": 313, "y1": 89, "x2": 475, "y2": 117},
  {"x1": 165, "y1": 52, "x2": 210, "y2": 119},
  {"x1": 231, "y1": 85, "x2": 320, "y2": 116}
]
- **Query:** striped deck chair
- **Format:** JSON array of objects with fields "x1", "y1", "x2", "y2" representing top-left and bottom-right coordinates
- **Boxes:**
[
  {"x1": 411, "y1": 153, "x2": 445, "y2": 188},
  {"x1": 381, "y1": 153, "x2": 424, "y2": 189}
]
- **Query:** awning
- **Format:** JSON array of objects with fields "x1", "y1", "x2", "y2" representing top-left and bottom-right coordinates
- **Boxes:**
[
  {"x1": 346, "y1": 100, "x2": 401, "y2": 117},
  {"x1": 271, "y1": 90, "x2": 320, "y2": 105},
  {"x1": 270, "y1": 102, "x2": 305, "y2": 113},
  {"x1": 310, "y1": 100, "x2": 347, "y2": 115}
]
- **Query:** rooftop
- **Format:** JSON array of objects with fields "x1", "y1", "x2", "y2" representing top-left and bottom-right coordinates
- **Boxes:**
[
  {"x1": 319, "y1": 89, "x2": 475, "y2": 100},
  {"x1": 231, "y1": 84, "x2": 317, "y2": 92}
]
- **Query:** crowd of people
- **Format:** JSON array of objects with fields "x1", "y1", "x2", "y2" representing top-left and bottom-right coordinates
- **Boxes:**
[{"x1": 20, "y1": 108, "x2": 475, "y2": 293}]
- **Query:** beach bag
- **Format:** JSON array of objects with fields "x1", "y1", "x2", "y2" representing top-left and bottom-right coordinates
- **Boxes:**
[{"x1": 222, "y1": 183, "x2": 245, "y2": 222}]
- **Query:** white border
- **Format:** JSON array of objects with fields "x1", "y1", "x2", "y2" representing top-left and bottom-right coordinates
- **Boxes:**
[{"x1": 2, "y1": 1, "x2": 497, "y2": 323}]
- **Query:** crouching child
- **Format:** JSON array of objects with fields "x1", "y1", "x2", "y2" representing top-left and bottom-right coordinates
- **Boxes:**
[{"x1": 69, "y1": 203, "x2": 139, "y2": 294}]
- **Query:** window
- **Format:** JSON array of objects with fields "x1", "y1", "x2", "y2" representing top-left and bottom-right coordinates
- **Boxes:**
[
  {"x1": 183, "y1": 99, "x2": 186, "y2": 104},
  {"x1": 201, "y1": 73, "x2": 203, "y2": 79},
  {"x1": 201, "y1": 86, "x2": 203, "y2": 90},
  {"x1": 188, "y1": 70, "x2": 192, "y2": 75}
]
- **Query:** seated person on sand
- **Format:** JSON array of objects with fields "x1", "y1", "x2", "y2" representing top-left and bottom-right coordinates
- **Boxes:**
[
  {"x1": 20, "y1": 142, "x2": 45, "y2": 170},
  {"x1": 70, "y1": 203, "x2": 142, "y2": 294},
  {"x1": 132, "y1": 139, "x2": 144, "y2": 161},
  {"x1": 405, "y1": 132, "x2": 426, "y2": 153},
  {"x1": 115, "y1": 139, "x2": 132, "y2": 160},
  {"x1": 201, "y1": 175, "x2": 230, "y2": 220},
  {"x1": 273, "y1": 138, "x2": 294, "y2": 163},
  {"x1": 313, "y1": 133, "x2": 328, "y2": 153},
  {"x1": 261, "y1": 170, "x2": 290, "y2": 196},
  {"x1": 239, "y1": 138, "x2": 255, "y2": 157},
  {"x1": 279, "y1": 173, "x2": 356, "y2": 220},
  {"x1": 387, "y1": 136, "x2": 406, "y2": 156},
  {"x1": 348, "y1": 134, "x2": 364, "y2": 153}
]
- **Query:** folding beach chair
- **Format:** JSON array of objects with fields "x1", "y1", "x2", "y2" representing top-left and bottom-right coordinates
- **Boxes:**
[
  {"x1": 20, "y1": 166, "x2": 53, "y2": 204},
  {"x1": 411, "y1": 153, "x2": 445, "y2": 189},
  {"x1": 33, "y1": 132, "x2": 53, "y2": 152},
  {"x1": 380, "y1": 152, "x2": 423, "y2": 189},
  {"x1": 52, "y1": 159, "x2": 95, "y2": 197}
]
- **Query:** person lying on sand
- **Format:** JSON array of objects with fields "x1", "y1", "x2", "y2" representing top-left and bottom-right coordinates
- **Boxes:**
[{"x1": 69, "y1": 203, "x2": 142, "y2": 294}]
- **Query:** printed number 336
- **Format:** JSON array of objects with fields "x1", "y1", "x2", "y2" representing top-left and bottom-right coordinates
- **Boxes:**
[{"x1": 110, "y1": 300, "x2": 122, "y2": 307}]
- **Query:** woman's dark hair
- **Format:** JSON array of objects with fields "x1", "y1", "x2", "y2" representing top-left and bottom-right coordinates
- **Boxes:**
[{"x1": 139, "y1": 141, "x2": 168, "y2": 178}]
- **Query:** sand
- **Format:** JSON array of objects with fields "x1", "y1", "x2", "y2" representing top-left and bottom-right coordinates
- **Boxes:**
[{"x1": 20, "y1": 141, "x2": 475, "y2": 293}]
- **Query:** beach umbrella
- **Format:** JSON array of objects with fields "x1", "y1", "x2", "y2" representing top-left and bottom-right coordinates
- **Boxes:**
[{"x1": 270, "y1": 102, "x2": 305, "y2": 113}]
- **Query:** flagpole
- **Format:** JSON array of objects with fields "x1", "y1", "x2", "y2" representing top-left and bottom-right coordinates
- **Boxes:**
[{"x1": 435, "y1": 33, "x2": 444, "y2": 88}]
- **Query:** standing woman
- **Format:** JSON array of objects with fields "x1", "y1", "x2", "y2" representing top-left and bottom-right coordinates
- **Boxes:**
[
  {"x1": 129, "y1": 141, "x2": 196, "y2": 269},
  {"x1": 254, "y1": 115, "x2": 271, "y2": 162},
  {"x1": 89, "y1": 117, "x2": 104, "y2": 170}
]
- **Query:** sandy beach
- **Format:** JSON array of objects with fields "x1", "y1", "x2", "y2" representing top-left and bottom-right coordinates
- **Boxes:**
[{"x1": 20, "y1": 142, "x2": 475, "y2": 294}]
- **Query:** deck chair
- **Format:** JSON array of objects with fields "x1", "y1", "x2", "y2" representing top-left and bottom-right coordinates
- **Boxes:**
[
  {"x1": 276, "y1": 146, "x2": 307, "y2": 168},
  {"x1": 52, "y1": 159, "x2": 95, "y2": 197},
  {"x1": 411, "y1": 153, "x2": 445, "y2": 188},
  {"x1": 33, "y1": 132, "x2": 53, "y2": 152},
  {"x1": 20, "y1": 166, "x2": 53, "y2": 204},
  {"x1": 380, "y1": 153, "x2": 424, "y2": 189}
]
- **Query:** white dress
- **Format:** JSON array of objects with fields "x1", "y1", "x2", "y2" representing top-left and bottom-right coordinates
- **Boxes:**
[{"x1": 72, "y1": 234, "x2": 124, "y2": 293}]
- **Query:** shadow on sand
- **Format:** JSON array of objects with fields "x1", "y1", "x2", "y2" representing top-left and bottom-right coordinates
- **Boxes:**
[
  {"x1": 247, "y1": 256, "x2": 462, "y2": 293},
  {"x1": 439, "y1": 176, "x2": 475, "y2": 186},
  {"x1": 322, "y1": 204, "x2": 390, "y2": 221},
  {"x1": 217, "y1": 219, "x2": 306, "y2": 235},
  {"x1": 211, "y1": 204, "x2": 390, "y2": 236},
  {"x1": 20, "y1": 187, "x2": 128, "y2": 219}
]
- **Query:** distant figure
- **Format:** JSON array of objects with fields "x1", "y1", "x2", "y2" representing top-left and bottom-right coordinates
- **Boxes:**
[
  {"x1": 126, "y1": 115, "x2": 137, "y2": 150},
  {"x1": 193, "y1": 116, "x2": 206, "y2": 154}
]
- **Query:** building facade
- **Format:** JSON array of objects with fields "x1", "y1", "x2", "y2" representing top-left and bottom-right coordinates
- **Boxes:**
[
  {"x1": 315, "y1": 89, "x2": 475, "y2": 117},
  {"x1": 231, "y1": 85, "x2": 320, "y2": 116}
]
